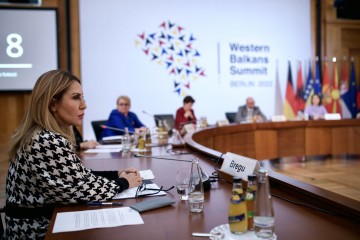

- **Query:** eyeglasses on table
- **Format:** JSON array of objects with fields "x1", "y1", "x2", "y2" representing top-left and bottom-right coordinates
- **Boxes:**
[{"x1": 135, "y1": 182, "x2": 174, "y2": 198}]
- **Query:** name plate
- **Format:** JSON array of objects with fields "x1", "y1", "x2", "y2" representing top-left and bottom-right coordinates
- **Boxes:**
[
  {"x1": 220, "y1": 152, "x2": 260, "y2": 180},
  {"x1": 324, "y1": 113, "x2": 341, "y2": 120},
  {"x1": 271, "y1": 115, "x2": 286, "y2": 122},
  {"x1": 216, "y1": 119, "x2": 230, "y2": 127}
]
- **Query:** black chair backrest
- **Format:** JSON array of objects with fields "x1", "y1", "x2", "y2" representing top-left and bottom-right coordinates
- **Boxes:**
[
  {"x1": 0, "y1": 207, "x2": 4, "y2": 236},
  {"x1": 154, "y1": 114, "x2": 175, "y2": 129},
  {"x1": 225, "y1": 112, "x2": 237, "y2": 123},
  {"x1": 91, "y1": 120, "x2": 107, "y2": 141}
]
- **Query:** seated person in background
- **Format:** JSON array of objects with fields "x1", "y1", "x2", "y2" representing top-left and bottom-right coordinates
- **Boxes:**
[
  {"x1": 101, "y1": 95, "x2": 147, "y2": 137},
  {"x1": 175, "y1": 95, "x2": 197, "y2": 133},
  {"x1": 304, "y1": 94, "x2": 327, "y2": 120},
  {"x1": 73, "y1": 126, "x2": 99, "y2": 150},
  {"x1": 4, "y1": 70, "x2": 142, "y2": 239},
  {"x1": 236, "y1": 97, "x2": 266, "y2": 123}
]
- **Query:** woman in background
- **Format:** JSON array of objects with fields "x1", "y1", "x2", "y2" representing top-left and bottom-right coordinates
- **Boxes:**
[
  {"x1": 304, "y1": 93, "x2": 327, "y2": 120},
  {"x1": 101, "y1": 95, "x2": 147, "y2": 138},
  {"x1": 174, "y1": 95, "x2": 197, "y2": 133},
  {"x1": 3, "y1": 70, "x2": 142, "y2": 239}
]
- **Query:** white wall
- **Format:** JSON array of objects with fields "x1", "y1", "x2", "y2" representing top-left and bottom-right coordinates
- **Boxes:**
[{"x1": 79, "y1": 0, "x2": 312, "y2": 140}]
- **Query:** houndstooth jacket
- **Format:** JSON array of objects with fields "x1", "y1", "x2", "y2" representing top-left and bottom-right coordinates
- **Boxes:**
[{"x1": 2, "y1": 129, "x2": 128, "y2": 240}]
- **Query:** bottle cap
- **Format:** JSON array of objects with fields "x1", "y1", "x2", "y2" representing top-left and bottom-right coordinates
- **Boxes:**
[
  {"x1": 233, "y1": 176, "x2": 242, "y2": 183},
  {"x1": 257, "y1": 168, "x2": 269, "y2": 176},
  {"x1": 247, "y1": 174, "x2": 256, "y2": 181}
]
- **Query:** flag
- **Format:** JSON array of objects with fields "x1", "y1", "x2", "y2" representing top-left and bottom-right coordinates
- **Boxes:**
[
  {"x1": 304, "y1": 60, "x2": 313, "y2": 106},
  {"x1": 283, "y1": 61, "x2": 296, "y2": 119},
  {"x1": 322, "y1": 61, "x2": 332, "y2": 112},
  {"x1": 340, "y1": 59, "x2": 351, "y2": 118},
  {"x1": 295, "y1": 61, "x2": 305, "y2": 112},
  {"x1": 330, "y1": 61, "x2": 341, "y2": 114},
  {"x1": 341, "y1": 61, "x2": 357, "y2": 118},
  {"x1": 274, "y1": 60, "x2": 283, "y2": 115},
  {"x1": 313, "y1": 59, "x2": 322, "y2": 95}
]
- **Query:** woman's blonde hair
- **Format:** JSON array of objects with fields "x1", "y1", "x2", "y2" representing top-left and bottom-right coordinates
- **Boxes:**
[
  {"x1": 8, "y1": 69, "x2": 81, "y2": 161},
  {"x1": 116, "y1": 95, "x2": 131, "y2": 105}
]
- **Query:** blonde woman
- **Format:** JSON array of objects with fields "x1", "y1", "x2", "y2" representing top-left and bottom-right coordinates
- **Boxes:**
[{"x1": 3, "y1": 70, "x2": 142, "y2": 239}]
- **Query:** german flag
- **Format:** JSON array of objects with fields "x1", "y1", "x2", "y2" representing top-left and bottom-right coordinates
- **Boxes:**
[{"x1": 283, "y1": 61, "x2": 296, "y2": 119}]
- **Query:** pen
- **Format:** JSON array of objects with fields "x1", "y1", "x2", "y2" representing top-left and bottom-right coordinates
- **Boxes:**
[{"x1": 87, "y1": 202, "x2": 123, "y2": 206}]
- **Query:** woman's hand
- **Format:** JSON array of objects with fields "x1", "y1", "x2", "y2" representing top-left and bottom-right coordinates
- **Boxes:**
[
  {"x1": 135, "y1": 127, "x2": 148, "y2": 135},
  {"x1": 184, "y1": 110, "x2": 193, "y2": 119},
  {"x1": 118, "y1": 167, "x2": 140, "y2": 177},
  {"x1": 79, "y1": 140, "x2": 99, "y2": 150},
  {"x1": 119, "y1": 171, "x2": 142, "y2": 188}
]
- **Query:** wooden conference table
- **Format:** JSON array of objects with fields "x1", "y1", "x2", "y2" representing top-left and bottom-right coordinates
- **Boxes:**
[{"x1": 45, "y1": 120, "x2": 360, "y2": 240}]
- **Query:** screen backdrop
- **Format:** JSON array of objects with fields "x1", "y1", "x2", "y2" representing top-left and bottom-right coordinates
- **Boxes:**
[
  {"x1": 0, "y1": 8, "x2": 58, "y2": 91},
  {"x1": 79, "y1": 0, "x2": 312, "y2": 140}
]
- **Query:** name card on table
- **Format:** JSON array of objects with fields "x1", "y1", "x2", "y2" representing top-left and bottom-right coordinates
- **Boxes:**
[
  {"x1": 324, "y1": 113, "x2": 341, "y2": 120},
  {"x1": 216, "y1": 119, "x2": 230, "y2": 127},
  {"x1": 220, "y1": 152, "x2": 260, "y2": 180},
  {"x1": 271, "y1": 115, "x2": 286, "y2": 122}
]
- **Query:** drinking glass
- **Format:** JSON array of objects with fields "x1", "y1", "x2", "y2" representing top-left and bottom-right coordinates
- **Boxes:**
[{"x1": 176, "y1": 168, "x2": 193, "y2": 200}]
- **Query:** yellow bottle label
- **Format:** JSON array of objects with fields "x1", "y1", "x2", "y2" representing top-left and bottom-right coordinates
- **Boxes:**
[{"x1": 229, "y1": 188, "x2": 248, "y2": 234}]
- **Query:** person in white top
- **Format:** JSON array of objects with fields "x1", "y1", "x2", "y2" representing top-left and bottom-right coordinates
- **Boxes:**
[{"x1": 304, "y1": 94, "x2": 327, "y2": 120}]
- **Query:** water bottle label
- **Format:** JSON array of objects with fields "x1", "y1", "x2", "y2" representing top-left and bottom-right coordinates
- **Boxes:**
[{"x1": 228, "y1": 214, "x2": 246, "y2": 223}]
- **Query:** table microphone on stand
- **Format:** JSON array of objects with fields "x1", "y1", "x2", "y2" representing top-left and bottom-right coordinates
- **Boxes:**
[
  {"x1": 142, "y1": 110, "x2": 163, "y2": 122},
  {"x1": 101, "y1": 125, "x2": 135, "y2": 134}
]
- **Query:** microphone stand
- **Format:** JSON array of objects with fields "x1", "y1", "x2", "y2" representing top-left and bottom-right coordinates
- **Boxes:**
[{"x1": 101, "y1": 125, "x2": 135, "y2": 134}]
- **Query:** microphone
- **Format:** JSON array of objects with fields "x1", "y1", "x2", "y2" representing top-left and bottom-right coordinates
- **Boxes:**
[
  {"x1": 142, "y1": 110, "x2": 162, "y2": 121},
  {"x1": 101, "y1": 125, "x2": 135, "y2": 134}
]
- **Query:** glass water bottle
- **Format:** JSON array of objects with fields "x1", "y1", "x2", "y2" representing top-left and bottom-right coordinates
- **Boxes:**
[
  {"x1": 122, "y1": 127, "x2": 131, "y2": 152},
  {"x1": 254, "y1": 168, "x2": 275, "y2": 239},
  {"x1": 187, "y1": 158, "x2": 204, "y2": 213}
]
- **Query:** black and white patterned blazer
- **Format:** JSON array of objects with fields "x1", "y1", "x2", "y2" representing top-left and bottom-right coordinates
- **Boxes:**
[{"x1": 3, "y1": 129, "x2": 128, "y2": 239}]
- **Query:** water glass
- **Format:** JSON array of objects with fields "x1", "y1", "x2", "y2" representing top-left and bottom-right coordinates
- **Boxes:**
[{"x1": 176, "y1": 168, "x2": 193, "y2": 200}]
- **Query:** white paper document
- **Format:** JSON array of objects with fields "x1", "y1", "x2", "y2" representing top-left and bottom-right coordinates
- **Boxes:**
[
  {"x1": 52, "y1": 207, "x2": 143, "y2": 233},
  {"x1": 140, "y1": 169, "x2": 155, "y2": 180},
  {"x1": 113, "y1": 183, "x2": 166, "y2": 199},
  {"x1": 96, "y1": 144, "x2": 123, "y2": 149},
  {"x1": 84, "y1": 144, "x2": 123, "y2": 153}
]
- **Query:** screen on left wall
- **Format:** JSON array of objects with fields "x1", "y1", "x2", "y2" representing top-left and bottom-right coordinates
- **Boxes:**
[{"x1": 0, "y1": 8, "x2": 58, "y2": 91}]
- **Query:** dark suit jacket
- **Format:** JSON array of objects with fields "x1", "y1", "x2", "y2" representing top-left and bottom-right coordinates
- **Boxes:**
[{"x1": 236, "y1": 105, "x2": 266, "y2": 123}]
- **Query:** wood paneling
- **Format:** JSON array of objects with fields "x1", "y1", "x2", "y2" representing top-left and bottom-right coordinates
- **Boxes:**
[
  {"x1": 322, "y1": 0, "x2": 360, "y2": 87},
  {"x1": 305, "y1": 127, "x2": 332, "y2": 155},
  {"x1": 188, "y1": 120, "x2": 360, "y2": 160},
  {"x1": 254, "y1": 130, "x2": 278, "y2": 160},
  {"x1": 278, "y1": 128, "x2": 305, "y2": 157}
]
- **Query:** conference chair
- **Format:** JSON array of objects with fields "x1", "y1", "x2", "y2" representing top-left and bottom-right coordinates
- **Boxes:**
[
  {"x1": 225, "y1": 112, "x2": 237, "y2": 123},
  {"x1": 91, "y1": 120, "x2": 107, "y2": 141},
  {"x1": 154, "y1": 114, "x2": 175, "y2": 129}
]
